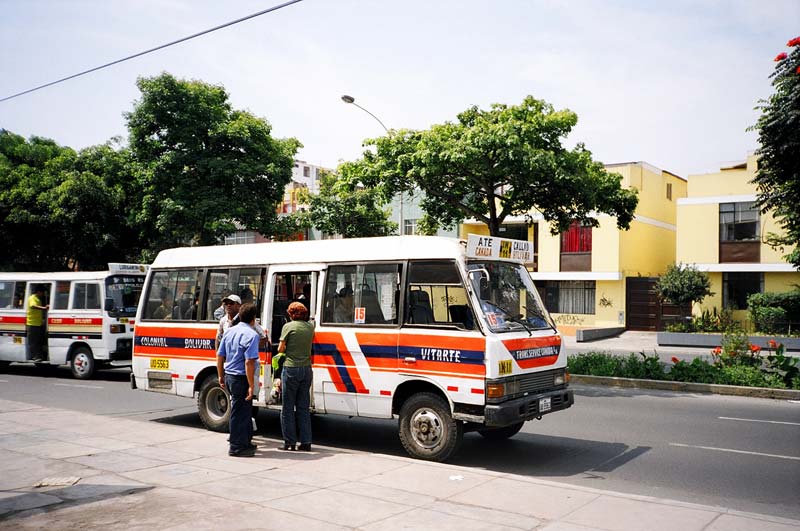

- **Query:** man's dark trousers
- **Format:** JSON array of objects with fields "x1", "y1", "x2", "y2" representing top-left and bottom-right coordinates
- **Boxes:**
[{"x1": 225, "y1": 374, "x2": 252, "y2": 452}]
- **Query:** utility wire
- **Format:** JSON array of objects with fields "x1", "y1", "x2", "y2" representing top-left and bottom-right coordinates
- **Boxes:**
[{"x1": 0, "y1": 0, "x2": 304, "y2": 103}]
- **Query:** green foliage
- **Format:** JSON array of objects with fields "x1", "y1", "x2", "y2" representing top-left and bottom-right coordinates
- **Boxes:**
[
  {"x1": 748, "y1": 290, "x2": 800, "y2": 333},
  {"x1": 717, "y1": 365, "x2": 785, "y2": 388},
  {"x1": 751, "y1": 38, "x2": 800, "y2": 269},
  {"x1": 0, "y1": 131, "x2": 145, "y2": 270},
  {"x1": 669, "y1": 358, "x2": 718, "y2": 384},
  {"x1": 567, "y1": 352, "x2": 624, "y2": 376},
  {"x1": 764, "y1": 342, "x2": 799, "y2": 387},
  {"x1": 656, "y1": 263, "x2": 713, "y2": 308},
  {"x1": 664, "y1": 308, "x2": 736, "y2": 333},
  {"x1": 306, "y1": 165, "x2": 397, "y2": 238},
  {"x1": 569, "y1": 343, "x2": 798, "y2": 389},
  {"x1": 126, "y1": 73, "x2": 300, "y2": 251},
  {"x1": 354, "y1": 95, "x2": 639, "y2": 236}
]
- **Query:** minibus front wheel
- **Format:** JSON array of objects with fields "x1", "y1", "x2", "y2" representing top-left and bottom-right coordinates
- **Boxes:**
[
  {"x1": 197, "y1": 375, "x2": 230, "y2": 433},
  {"x1": 399, "y1": 392, "x2": 463, "y2": 462},
  {"x1": 70, "y1": 347, "x2": 95, "y2": 380}
]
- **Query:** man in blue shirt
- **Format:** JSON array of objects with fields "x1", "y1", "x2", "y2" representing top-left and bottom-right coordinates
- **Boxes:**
[{"x1": 217, "y1": 303, "x2": 260, "y2": 457}]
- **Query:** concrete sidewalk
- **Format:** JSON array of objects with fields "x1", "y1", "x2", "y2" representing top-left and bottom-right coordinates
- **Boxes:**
[{"x1": 1, "y1": 399, "x2": 798, "y2": 530}]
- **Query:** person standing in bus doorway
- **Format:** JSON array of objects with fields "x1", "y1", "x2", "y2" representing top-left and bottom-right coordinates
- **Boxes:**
[
  {"x1": 27, "y1": 285, "x2": 49, "y2": 362},
  {"x1": 277, "y1": 301, "x2": 315, "y2": 451},
  {"x1": 217, "y1": 303, "x2": 260, "y2": 457}
]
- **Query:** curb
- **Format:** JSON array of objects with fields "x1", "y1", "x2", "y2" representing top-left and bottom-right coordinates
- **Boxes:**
[{"x1": 571, "y1": 374, "x2": 800, "y2": 399}]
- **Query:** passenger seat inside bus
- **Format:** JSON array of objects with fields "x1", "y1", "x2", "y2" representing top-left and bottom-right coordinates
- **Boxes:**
[
  {"x1": 408, "y1": 290, "x2": 434, "y2": 324},
  {"x1": 449, "y1": 304, "x2": 474, "y2": 330}
]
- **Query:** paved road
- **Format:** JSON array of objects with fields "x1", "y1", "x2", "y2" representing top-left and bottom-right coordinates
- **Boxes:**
[{"x1": 1, "y1": 363, "x2": 799, "y2": 519}]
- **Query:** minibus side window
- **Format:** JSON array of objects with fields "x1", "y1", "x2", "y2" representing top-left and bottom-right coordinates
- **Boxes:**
[
  {"x1": 73, "y1": 283, "x2": 101, "y2": 310},
  {"x1": 406, "y1": 261, "x2": 475, "y2": 330},
  {"x1": 144, "y1": 270, "x2": 202, "y2": 321},
  {"x1": 53, "y1": 281, "x2": 70, "y2": 310},
  {"x1": 13, "y1": 282, "x2": 27, "y2": 309},
  {"x1": 202, "y1": 268, "x2": 265, "y2": 322},
  {"x1": 322, "y1": 263, "x2": 401, "y2": 326}
]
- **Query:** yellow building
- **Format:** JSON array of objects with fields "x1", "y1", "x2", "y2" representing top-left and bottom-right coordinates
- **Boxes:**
[
  {"x1": 677, "y1": 153, "x2": 798, "y2": 324},
  {"x1": 461, "y1": 162, "x2": 687, "y2": 334}
]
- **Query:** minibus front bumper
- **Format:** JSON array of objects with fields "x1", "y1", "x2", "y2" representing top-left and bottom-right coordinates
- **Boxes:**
[{"x1": 484, "y1": 388, "x2": 574, "y2": 427}]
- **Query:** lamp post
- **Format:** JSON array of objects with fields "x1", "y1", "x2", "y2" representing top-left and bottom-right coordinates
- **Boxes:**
[{"x1": 341, "y1": 94, "x2": 404, "y2": 234}]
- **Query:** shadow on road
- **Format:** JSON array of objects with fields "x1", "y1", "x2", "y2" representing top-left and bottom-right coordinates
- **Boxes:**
[{"x1": 148, "y1": 407, "x2": 649, "y2": 479}]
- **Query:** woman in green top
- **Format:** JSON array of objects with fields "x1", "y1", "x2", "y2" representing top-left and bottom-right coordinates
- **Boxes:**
[{"x1": 277, "y1": 301, "x2": 315, "y2": 451}]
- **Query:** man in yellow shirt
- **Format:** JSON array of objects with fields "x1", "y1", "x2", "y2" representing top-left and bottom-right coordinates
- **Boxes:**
[{"x1": 27, "y1": 285, "x2": 49, "y2": 362}]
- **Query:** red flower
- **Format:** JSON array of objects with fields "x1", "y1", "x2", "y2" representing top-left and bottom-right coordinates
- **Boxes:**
[
  {"x1": 768, "y1": 339, "x2": 777, "y2": 348},
  {"x1": 796, "y1": 66, "x2": 800, "y2": 74},
  {"x1": 775, "y1": 52, "x2": 788, "y2": 61},
  {"x1": 788, "y1": 37, "x2": 800, "y2": 47},
  {"x1": 750, "y1": 344, "x2": 761, "y2": 353},
  {"x1": 671, "y1": 356, "x2": 680, "y2": 364},
  {"x1": 712, "y1": 346, "x2": 722, "y2": 354}
]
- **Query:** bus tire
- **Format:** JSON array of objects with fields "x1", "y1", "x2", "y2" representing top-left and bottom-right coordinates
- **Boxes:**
[
  {"x1": 0, "y1": 361, "x2": 10, "y2": 372},
  {"x1": 398, "y1": 392, "x2": 463, "y2": 462},
  {"x1": 70, "y1": 347, "x2": 96, "y2": 379},
  {"x1": 197, "y1": 375, "x2": 230, "y2": 433},
  {"x1": 478, "y1": 422, "x2": 524, "y2": 440}
]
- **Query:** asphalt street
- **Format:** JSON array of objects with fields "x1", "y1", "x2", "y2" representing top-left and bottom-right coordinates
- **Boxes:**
[{"x1": 1, "y1": 363, "x2": 798, "y2": 520}]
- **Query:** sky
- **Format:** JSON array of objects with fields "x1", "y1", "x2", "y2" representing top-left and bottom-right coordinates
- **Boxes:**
[{"x1": 1, "y1": 0, "x2": 797, "y2": 178}]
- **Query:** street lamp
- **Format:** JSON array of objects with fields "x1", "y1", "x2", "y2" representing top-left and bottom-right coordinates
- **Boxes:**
[{"x1": 341, "y1": 94, "x2": 405, "y2": 234}]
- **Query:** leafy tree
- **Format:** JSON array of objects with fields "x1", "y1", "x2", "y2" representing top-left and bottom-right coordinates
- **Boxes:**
[
  {"x1": 306, "y1": 165, "x2": 397, "y2": 238},
  {"x1": 751, "y1": 37, "x2": 800, "y2": 269},
  {"x1": 356, "y1": 95, "x2": 638, "y2": 236},
  {"x1": 0, "y1": 131, "x2": 143, "y2": 270},
  {"x1": 656, "y1": 263, "x2": 713, "y2": 316},
  {"x1": 125, "y1": 73, "x2": 300, "y2": 254}
]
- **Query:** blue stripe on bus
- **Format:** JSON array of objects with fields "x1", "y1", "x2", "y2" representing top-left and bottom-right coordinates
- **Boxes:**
[{"x1": 313, "y1": 342, "x2": 357, "y2": 393}]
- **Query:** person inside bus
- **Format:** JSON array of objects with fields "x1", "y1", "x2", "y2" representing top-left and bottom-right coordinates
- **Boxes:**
[
  {"x1": 27, "y1": 284, "x2": 49, "y2": 362},
  {"x1": 217, "y1": 302, "x2": 260, "y2": 457},
  {"x1": 213, "y1": 288, "x2": 233, "y2": 320},
  {"x1": 277, "y1": 301, "x2": 315, "y2": 451},
  {"x1": 333, "y1": 286, "x2": 354, "y2": 323},
  {"x1": 152, "y1": 288, "x2": 175, "y2": 320}
]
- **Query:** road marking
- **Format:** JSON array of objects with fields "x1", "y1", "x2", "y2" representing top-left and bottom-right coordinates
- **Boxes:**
[
  {"x1": 53, "y1": 383, "x2": 104, "y2": 389},
  {"x1": 719, "y1": 416, "x2": 800, "y2": 427},
  {"x1": 670, "y1": 442, "x2": 800, "y2": 461},
  {"x1": 0, "y1": 379, "x2": 8, "y2": 383}
]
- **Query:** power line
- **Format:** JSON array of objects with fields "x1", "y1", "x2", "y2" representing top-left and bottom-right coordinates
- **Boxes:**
[{"x1": 0, "y1": 0, "x2": 304, "y2": 103}]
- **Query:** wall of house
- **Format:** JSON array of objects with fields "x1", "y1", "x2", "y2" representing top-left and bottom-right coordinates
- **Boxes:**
[{"x1": 676, "y1": 203, "x2": 719, "y2": 264}]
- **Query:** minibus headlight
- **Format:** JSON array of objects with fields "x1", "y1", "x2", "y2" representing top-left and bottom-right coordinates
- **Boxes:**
[
  {"x1": 554, "y1": 371, "x2": 566, "y2": 386},
  {"x1": 110, "y1": 324, "x2": 126, "y2": 334},
  {"x1": 505, "y1": 380, "x2": 520, "y2": 396}
]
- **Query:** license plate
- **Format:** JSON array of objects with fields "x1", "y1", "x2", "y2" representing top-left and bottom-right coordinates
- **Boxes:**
[
  {"x1": 539, "y1": 397, "x2": 552, "y2": 412},
  {"x1": 149, "y1": 358, "x2": 170, "y2": 370},
  {"x1": 13, "y1": 336, "x2": 22, "y2": 344}
]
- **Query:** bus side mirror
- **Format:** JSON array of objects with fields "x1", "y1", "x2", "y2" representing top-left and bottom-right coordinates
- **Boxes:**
[{"x1": 104, "y1": 298, "x2": 115, "y2": 312}]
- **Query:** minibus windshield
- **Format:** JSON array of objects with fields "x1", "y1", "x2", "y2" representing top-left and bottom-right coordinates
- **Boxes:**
[
  {"x1": 105, "y1": 275, "x2": 144, "y2": 317},
  {"x1": 467, "y1": 261, "x2": 552, "y2": 333}
]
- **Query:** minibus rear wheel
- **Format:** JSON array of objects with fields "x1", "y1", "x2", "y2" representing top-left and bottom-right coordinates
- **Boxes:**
[
  {"x1": 478, "y1": 422, "x2": 524, "y2": 440},
  {"x1": 198, "y1": 375, "x2": 230, "y2": 433},
  {"x1": 399, "y1": 392, "x2": 463, "y2": 462},
  {"x1": 0, "y1": 361, "x2": 9, "y2": 372},
  {"x1": 70, "y1": 347, "x2": 95, "y2": 380}
]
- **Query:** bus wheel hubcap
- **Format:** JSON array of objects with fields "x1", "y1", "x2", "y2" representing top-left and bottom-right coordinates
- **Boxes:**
[{"x1": 410, "y1": 408, "x2": 443, "y2": 449}]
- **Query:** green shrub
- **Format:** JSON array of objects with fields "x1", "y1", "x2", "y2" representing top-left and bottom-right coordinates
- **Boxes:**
[
  {"x1": 669, "y1": 358, "x2": 717, "y2": 383},
  {"x1": 751, "y1": 306, "x2": 788, "y2": 334},
  {"x1": 748, "y1": 290, "x2": 800, "y2": 333},
  {"x1": 764, "y1": 342, "x2": 799, "y2": 388},
  {"x1": 567, "y1": 352, "x2": 623, "y2": 376},
  {"x1": 716, "y1": 365, "x2": 786, "y2": 388}
]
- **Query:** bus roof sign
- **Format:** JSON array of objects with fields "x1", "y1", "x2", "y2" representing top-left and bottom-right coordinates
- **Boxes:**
[
  {"x1": 108, "y1": 263, "x2": 149, "y2": 274},
  {"x1": 466, "y1": 234, "x2": 532, "y2": 263}
]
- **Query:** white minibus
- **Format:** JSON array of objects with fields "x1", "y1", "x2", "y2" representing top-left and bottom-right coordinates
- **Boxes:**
[
  {"x1": 0, "y1": 264, "x2": 147, "y2": 379},
  {"x1": 131, "y1": 236, "x2": 573, "y2": 461}
]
